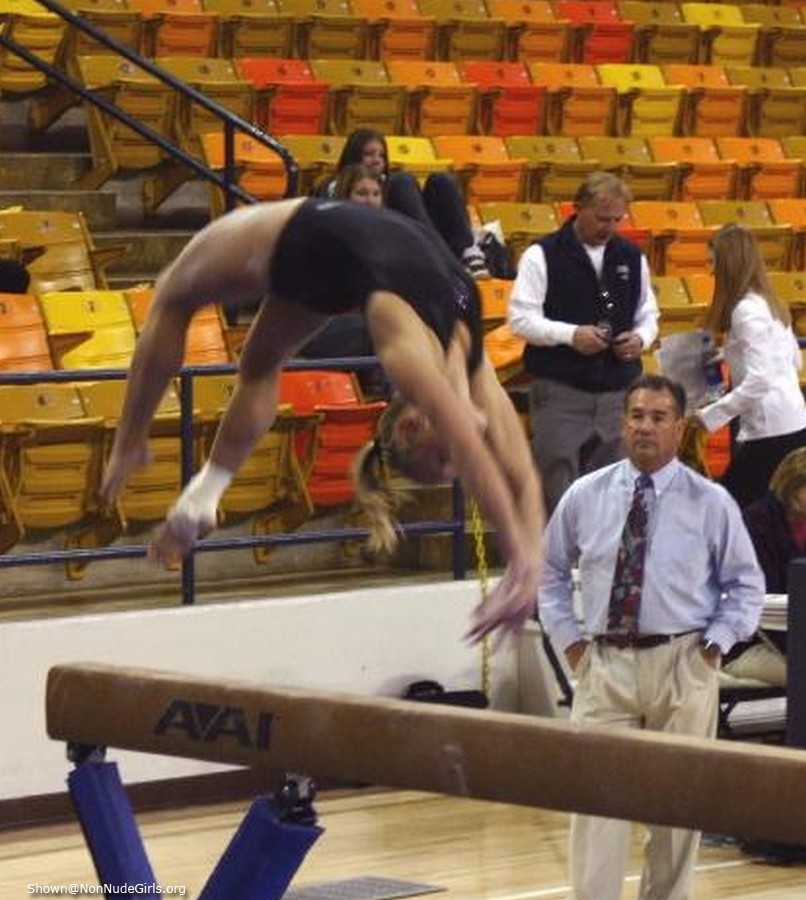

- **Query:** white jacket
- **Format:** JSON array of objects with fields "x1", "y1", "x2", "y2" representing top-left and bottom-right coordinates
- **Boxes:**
[{"x1": 699, "y1": 291, "x2": 806, "y2": 442}]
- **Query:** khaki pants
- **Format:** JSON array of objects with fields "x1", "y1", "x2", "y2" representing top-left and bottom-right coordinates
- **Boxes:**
[{"x1": 569, "y1": 633, "x2": 719, "y2": 900}]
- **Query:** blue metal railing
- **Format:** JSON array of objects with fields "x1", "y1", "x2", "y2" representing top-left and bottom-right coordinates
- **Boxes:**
[{"x1": 0, "y1": 361, "x2": 469, "y2": 606}]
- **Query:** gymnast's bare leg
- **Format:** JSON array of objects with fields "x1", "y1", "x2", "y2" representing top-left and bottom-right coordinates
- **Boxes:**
[{"x1": 148, "y1": 293, "x2": 327, "y2": 565}]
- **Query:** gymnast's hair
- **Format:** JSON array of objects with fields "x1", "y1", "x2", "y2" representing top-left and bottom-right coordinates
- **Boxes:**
[{"x1": 352, "y1": 396, "x2": 412, "y2": 554}]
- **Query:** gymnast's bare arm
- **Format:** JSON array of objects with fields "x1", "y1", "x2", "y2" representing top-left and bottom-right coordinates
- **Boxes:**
[
  {"x1": 100, "y1": 199, "x2": 305, "y2": 504},
  {"x1": 466, "y1": 359, "x2": 544, "y2": 640},
  {"x1": 367, "y1": 291, "x2": 542, "y2": 640}
]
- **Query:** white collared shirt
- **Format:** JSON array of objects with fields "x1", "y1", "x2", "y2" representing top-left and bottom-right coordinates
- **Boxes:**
[
  {"x1": 539, "y1": 457, "x2": 765, "y2": 654},
  {"x1": 507, "y1": 241, "x2": 660, "y2": 350},
  {"x1": 699, "y1": 291, "x2": 806, "y2": 441}
]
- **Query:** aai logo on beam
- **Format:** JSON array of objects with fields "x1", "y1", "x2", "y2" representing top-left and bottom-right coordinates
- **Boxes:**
[{"x1": 154, "y1": 699, "x2": 274, "y2": 749}]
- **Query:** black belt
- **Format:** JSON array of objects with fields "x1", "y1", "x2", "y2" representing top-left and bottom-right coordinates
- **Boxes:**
[{"x1": 594, "y1": 630, "x2": 700, "y2": 650}]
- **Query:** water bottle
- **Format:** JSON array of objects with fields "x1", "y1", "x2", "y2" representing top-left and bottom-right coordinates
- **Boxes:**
[{"x1": 702, "y1": 332, "x2": 725, "y2": 402}]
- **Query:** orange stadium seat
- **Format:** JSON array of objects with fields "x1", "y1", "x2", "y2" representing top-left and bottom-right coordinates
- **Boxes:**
[
  {"x1": 768, "y1": 197, "x2": 806, "y2": 268},
  {"x1": 715, "y1": 136, "x2": 803, "y2": 200},
  {"x1": 129, "y1": 0, "x2": 219, "y2": 57},
  {"x1": 662, "y1": 63, "x2": 747, "y2": 137},
  {"x1": 528, "y1": 62, "x2": 617, "y2": 136},
  {"x1": 649, "y1": 135, "x2": 739, "y2": 201},
  {"x1": 458, "y1": 60, "x2": 546, "y2": 135},
  {"x1": 553, "y1": 0, "x2": 635, "y2": 65},
  {"x1": 235, "y1": 58, "x2": 329, "y2": 134},
  {"x1": 387, "y1": 60, "x2": 478, "y2": 136},
  {"x1": 629, "y1": 200, "x2": 717, "y2": 275},
  {"x1": 351, "y1": 0, "x2": 437, "y2": 61},
  {"x1": 487, "y1": 0, "x2": 572, "y2": 64},
  {"x1": 0, "y1": 293, "x2": 54, "y2": 372},
  {"x1": 432, "y1": 135, "x2": 527, "y2": 203}
]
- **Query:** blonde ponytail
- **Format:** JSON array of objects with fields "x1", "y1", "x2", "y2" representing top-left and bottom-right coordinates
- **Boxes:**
[{"x1": 352, "y1": 396, "x2": 410, "y2": 553}]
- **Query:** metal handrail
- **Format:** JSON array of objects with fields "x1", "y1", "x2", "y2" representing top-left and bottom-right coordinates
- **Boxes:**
[
  {"x1": 0, "y1": 361, "x2": 469, "y2": 605},
  {"x1": 0, "y1": 0, "x2": 298, "y2": 204}
]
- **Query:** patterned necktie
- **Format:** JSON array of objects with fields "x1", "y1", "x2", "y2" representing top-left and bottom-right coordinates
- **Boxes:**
[{"x1": 607, "y1": 473, "x2": 653, "y2": 635}]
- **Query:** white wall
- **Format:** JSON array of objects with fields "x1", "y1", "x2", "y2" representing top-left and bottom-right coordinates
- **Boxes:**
[{"x1": 0, "y1": 580, "x2": 559, "y2": 805}]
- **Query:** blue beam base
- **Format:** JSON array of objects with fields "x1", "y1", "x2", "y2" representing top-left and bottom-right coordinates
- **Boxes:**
[
  {"x1": 68, "y1": 761, "x2": 158, "y2": 892},
  {"x1": 198, "y1": 795, "x2": 324, "y2": 900}
]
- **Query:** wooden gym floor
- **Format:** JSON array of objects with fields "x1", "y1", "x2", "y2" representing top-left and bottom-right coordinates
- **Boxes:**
[{"x1": 2, "y1": 789, "x2": 806, "y2": 898}]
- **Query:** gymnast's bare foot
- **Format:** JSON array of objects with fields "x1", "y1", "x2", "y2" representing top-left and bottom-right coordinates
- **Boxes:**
[{"x1": 147, "y1": 508, "x2": 216, "y2": 568}]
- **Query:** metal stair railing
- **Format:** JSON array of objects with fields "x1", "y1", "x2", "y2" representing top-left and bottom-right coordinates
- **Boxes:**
[{"x1": 0, "y1": 0, "x2": 298, "y2": 206}]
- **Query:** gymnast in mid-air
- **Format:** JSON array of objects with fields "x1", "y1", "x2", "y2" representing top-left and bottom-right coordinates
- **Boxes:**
[{"x1": 100, "y1": 198, "x2": 544, "y2": 642}]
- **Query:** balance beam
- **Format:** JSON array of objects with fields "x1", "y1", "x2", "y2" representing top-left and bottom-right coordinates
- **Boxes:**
[{"x1": 47, "y1": 663, "x2": 806, "y2": 844}]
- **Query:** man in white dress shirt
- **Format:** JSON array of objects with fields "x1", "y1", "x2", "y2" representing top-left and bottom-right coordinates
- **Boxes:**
[
  {"x1": 508, "y1": 172, "x2": 659, "y2": 515},
  {"x1": 540, "y1": 373, "x2": 764, "y2": 900}
]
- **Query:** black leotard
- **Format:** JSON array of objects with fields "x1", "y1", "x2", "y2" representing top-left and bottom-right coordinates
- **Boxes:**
[{"x1": 269, "y1": 198, "x2": 484, "y2": 373}]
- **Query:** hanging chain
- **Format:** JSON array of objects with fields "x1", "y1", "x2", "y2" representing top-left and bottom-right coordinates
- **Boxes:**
[{"x1": 469, "y1": 498, "x2": 491, "y2": 699}]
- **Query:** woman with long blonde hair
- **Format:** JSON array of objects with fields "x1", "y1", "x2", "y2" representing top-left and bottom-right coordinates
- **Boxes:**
[
  {"x1": 697, "y1": 223, "x2": 806, "y2": 507},
  {"x1": 101, "y1": 197, "x2": 544, "y2": 643}
]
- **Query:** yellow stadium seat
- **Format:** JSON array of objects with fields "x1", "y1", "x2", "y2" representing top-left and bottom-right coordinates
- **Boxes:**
[
  {"x1": 680, "y1": 3, "x2": 760, "y2": 67},
  {"x1": 309, "y1": 58, "x2": 407, "y2": 135},
  {"x1": 767, "y1": 271, "x2": 806, "y2": 337},
  {"x1": 386, "y1": 135, "x2": 454, "y2": 183},
  {"x1": 768, "y1": 197, "x2": 806, "y2": 269},
  {"x1": 697, "y1": 199, "x2": 794, "y2": 270},
  {"x1": 0, "y1": 208, "x2": 121, "y2": 292},
  {"x1": 73, "y1": 54, "x2": 180, "y2": 197},
  {"x1": 739, "y1": 3, "x2": 806, "y2": 70},
  {"x1": 60, "y1": 0, "x2": 144, "y2": 62},
  {"x1": 0, "y1": 0, "x2": 66, "y2": 94},
  {"x1": 596, "y1": 63, "x2": 685, "y2": 137},
  {"x1": 279, "y1": 133, "x2": 346, "y2": 195},
  {"x1": 156, "y1": 56, "x2": 255, "y2": 159},
  {"x1": 618, "y1": 1, "x2": 700, "y2": 66},
  {"x1": 577, "y1": 135, "x2": 678, "y2": 200},
  {"x1": 281, "y1": 0, "x2": 370, "y2": 59},
  {"x1": 203, "y1": 0, "x2": 295, "y2": 57},
  {"x1": 477, "y1": 202, "x2": 560, "y2": 266},
  {"x1": 77, "y1": 379, "x2": 190, "y2": 531},
  {"x1": 725, "y1": 65, "x2": 806, "y2": 138},
  {"x1": 417, "y1": 0, "x2": 507, "y2": 62},
  {"x1": 0, "y1": 383, "x2": 107, "y2": 559},
  {"x1": 652, "y1": 273, "x2": 707, "y2": 336},
  {"x1": 504, "y1": 135, "x2": 596, "y2": 203},
  {"x1": 38, "y1": 289, "x2": 137, "y2": 370}
]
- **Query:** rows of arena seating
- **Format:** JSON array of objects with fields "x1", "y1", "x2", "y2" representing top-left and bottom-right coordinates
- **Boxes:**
[{"x1": 0, "y1": 0, "x2": 805, "y2": 571}]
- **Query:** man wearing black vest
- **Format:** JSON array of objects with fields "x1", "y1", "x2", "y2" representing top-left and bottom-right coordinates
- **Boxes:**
[{"x1": 508, "y1": 173, "x2": 659, "y2": 514}]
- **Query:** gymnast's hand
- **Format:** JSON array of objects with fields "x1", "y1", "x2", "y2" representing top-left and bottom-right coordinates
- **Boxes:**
[
  {"x1": 148, "y1": 501, "x2": 217, "y2": 569},
  {"x1": 466, "y1": 558, "x2": 540, "y2": 645}
]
